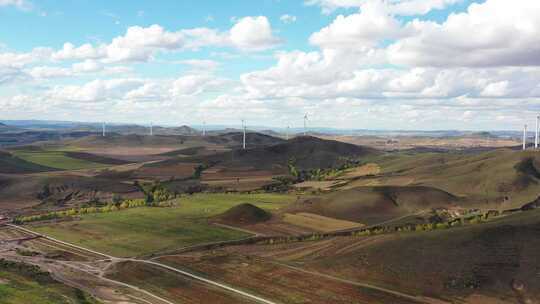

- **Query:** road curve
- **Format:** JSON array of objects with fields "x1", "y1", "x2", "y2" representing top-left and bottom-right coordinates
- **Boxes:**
[{"x1": 8, "y1": 224, "x2": 278, "y2": 304}]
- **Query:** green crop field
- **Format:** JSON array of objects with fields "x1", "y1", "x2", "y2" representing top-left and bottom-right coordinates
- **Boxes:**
[
  {"x1": 33, "y1": 193, "x2": 295, "y2": 257},
  {"x1": 0, "y1": 269, "x2": 101, "y2": 304},
  {"x1": 11, "y1": 150, "x2": 108, "y2": 170}
]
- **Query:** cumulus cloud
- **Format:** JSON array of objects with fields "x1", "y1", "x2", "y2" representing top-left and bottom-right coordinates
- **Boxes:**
[
  {"x1": 171, "y1": 74, "x2": 231, "y2": 96},
  {"x1": 0, "y1": 48, "x2": 51, "y2": 68},
  {"x1": 46, "y1": 79, "x2": 145, "y2": 102},
  {"x1": 50, "y1": 18, "x2": 279, "y2": 64},
  {"x1": 388, "y1": 0, "x2": 540, "y2": 67},
  {"x1": 105, "y1": 25, "x2": 185, "y2": 62},
  {"x1": 310, "y1": 1, "x2": 402, "y2": 49},
  {"x1": 229, "y1": 16, "x2": 280, "y2": 51},
  {"x1": 52, "y1": 43, "x2": 105, "y2": 61}
]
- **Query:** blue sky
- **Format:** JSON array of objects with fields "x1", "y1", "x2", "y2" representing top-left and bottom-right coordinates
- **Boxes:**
[{"x1": 0, "y1": 0, "x2": 538, "y2": 130}]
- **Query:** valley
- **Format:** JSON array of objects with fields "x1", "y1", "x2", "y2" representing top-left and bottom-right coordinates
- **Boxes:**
[{"x1": 0, "y1": 125, "x2": 538, "y2": 304}]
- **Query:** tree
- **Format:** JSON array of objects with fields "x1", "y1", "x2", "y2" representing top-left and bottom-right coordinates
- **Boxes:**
[{"x1": 112, "y1": 194, "x2": 122, "y2": 204}]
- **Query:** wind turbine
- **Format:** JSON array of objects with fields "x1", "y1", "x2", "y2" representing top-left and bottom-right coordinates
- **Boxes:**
[
  {"x1": 202, "y1": 121, "x2": 206, "y2": 137},
  {"x1": 102, "y1": 122, "x2": 106, "y2": 137},
  {"x1": 303, "y1": 114, "x2": 308, "y2": 136},
  {"x1": 534, "y1": 116, "x2": 540, "y2": 149},
  {"x1": 150, "y1": 122, "x2": 153, "y2": 136},
  {"x1": 241, "y1": 119, "x2": 246, "y2": 150},
  {"x1": 523, "y1": 124, "x2": 527, "y2": 150},
  {"x1": 286, "y1": 125, "x2": 290, "y2": 140}
]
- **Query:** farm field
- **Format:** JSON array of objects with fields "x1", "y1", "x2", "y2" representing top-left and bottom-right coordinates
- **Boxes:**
[
  {"x1": 282, "y1": 212, "x2": 363, "y2": 232},
  {"x1": 104, "y1": 261, "x2": 254, "y2": 304},
  {"x1": 156, "y1": 253, "x2": 422, "y2": 304},
  {"x1": 32, "y1": 193, "x2": 295, "y2": 257}
]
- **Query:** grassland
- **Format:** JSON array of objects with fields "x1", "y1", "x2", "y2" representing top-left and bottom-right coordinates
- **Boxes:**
[
  {"x1": 33, "y1": 193, "x2": 295, "y2": 257},
  {"x1": 11, "y1": 149, "x2": 109, "y2": 170},
  {"x1": 0, "y1": 266, "x2": 101, "y2": 304}
]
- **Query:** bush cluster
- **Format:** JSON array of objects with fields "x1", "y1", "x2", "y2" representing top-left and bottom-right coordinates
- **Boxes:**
[{"x1": 13, "y1": 198, "x2": 175, "y2": 224}]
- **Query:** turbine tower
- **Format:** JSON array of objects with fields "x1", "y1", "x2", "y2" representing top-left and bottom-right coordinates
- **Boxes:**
[
  {"x1": 534, "y1": 116, "x2": 540, "y2": 149},
  {"x1": 202, "y1": 121, "x2": 206, "y2": 137},
  {"x1": 102, "y1": 122, "x2": 106, "y2": 137},
  {"x1": 523, "y1": 124, "x2": 527, "y2": 150},
  {"x1": 241, "y1": 119, "x2": 246, "y2": 150},
  {"x1": 303, "y1": 114, "x2": 308, "y2": 136},
  {"x1": 286, "y1": 125, "x2": 290, "y2": 140},
  {"x1": 150, "y1": 122, "x2": 153, "y2": 136}
]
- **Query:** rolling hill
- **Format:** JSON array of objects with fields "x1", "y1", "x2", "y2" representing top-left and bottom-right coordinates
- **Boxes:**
[
  {"x1": 288, "y1": 185, "x2": 460, "y2": 224},
  {"x1": 214, "y1": 203, "x2": 272, "y2": 225},
  {"x1": 299, "y1": 210, "x2": 540, "y2": 303},
  {"x1": 368, "y1": 149, "x2": 540, "y2": 209},
  {"x1": 169, "y1": 136, "x2": 378, "y2": 172}
]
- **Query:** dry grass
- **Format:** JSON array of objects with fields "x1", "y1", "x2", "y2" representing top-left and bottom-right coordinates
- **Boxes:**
[
  {"x1": 282, "y1": 212, "x2": 364, "y2": 232},
  {"x1": 341, "y1": 163, "x2": 381, "y2": 178}
]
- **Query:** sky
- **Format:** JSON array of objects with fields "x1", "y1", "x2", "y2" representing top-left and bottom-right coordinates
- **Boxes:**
[{"x1": 0, "y1": 0, "x2": 539, "y2": 130}]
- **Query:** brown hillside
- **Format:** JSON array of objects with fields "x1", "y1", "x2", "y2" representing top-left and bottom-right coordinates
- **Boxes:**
[{"x1": 289, "y1": 186, "x2": 460, "y2": 224}]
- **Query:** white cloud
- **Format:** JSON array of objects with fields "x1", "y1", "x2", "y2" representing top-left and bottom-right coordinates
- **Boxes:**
[
  {"x1": 305, "y1": 0, "x2": 463, "y2": 16},
  {"x1": 0, "y1": 48, "x2": 51, "y2": 68},
  {"x1": 280, "y1": 14, "x2": 297, "y2": 24},
  {"x1": 29, "y1": 66, "x2": 72, "y2": 78},
  {"x1": 0, "y1": 66, "x2": 27, "y2": 85},
  {"x1": 105, "y1": 24, "x2": 185, "y2": 62},
  {"x1": 170, "y1": 74, "x2": 230, "y2": 96},
  {"x1": 480, "y1": 81, "x2": 509, "y2": 97},
  {"x1": 179, "y1": 59, "x2": 220, "y2": 71},
  {"x1": 46, "y1": 79, "x2": 145, "y2": 102},
  {"x1": 50, "y1": 19, "x2": 279, "y2": 64},
  {"x1": 124, "y1": 83, "x2": 165, "y2": 101},
  {"x1": 0, "y1": 0, "x2": 31, "y2": 10},
  {"x1": 388, "y1": 0, "x2": 540, "y2": 67},
  {"x1": 72, "y1": 59, "x2": 102, "y2": 73},
  {"x1": 310, "y1": 1, "x2": 402, "y2": 49},
  {"x1": 52, "y1": 43, "x2": 106, "y2": 61},
  {"x1": 229, "y1": 16, "x2": 280, "y2": 51}
]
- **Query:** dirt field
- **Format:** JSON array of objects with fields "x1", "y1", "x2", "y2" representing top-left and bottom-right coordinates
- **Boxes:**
[
  {"x1": 134, "y1": 162, "x2": 198, "y2": 179},
  {"x1": 282, "y1": 212, "x2": 363, "y2": 232},
  {"x1": 323, "y1": 135, "x2": 520, "y2": 151},
  {"x1": 156, "y1": 253, "x2": 423, "y2": 304},
  {"x1": 105, "y1": 261, "x2": 255, "y2": 304}
]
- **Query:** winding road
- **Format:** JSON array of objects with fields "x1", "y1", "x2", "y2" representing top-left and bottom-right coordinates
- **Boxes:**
[{"x1": 6, "y1": 224, "x2": 279, "y2": 304}]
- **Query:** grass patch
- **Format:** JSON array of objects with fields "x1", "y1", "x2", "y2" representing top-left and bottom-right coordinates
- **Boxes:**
[
  {"x1": 0, "y1": 261, "x2": 101, "y2": 304},
  {"x1": 11, "y1": 150, "x2": 108, "y2": 170},
  {"x1": 33, "y1": 193, "x2": 295, "y2": 257}
]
